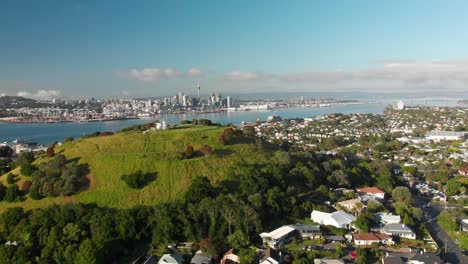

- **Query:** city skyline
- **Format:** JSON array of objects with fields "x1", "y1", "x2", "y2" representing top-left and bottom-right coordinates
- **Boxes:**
[{"x1": 2, "y1": 0, "x2": 468, "y2": 99}]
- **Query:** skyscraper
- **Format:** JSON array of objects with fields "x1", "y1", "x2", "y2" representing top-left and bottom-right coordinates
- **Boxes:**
[{"x1": 197, "y1": 83, "x2": 200, "y2": 98}]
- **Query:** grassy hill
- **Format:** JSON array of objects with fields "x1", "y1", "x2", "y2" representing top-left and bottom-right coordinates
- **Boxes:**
[{"x1": 0, "y1": 125, "x2": 275, "y2": 211}]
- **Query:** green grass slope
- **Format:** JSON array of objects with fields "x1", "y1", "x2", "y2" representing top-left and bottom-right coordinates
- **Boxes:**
[{"x1": 0, "y1": 125, "x2": 274, "y2": 211}]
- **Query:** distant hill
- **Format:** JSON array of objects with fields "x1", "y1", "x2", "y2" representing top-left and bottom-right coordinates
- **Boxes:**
[
  {"x1": 0, "y1": 96, "x2": 48, "y2": 109},
  {"x1": 0, "y1": 125, "x2": 276, "y2": 211}
]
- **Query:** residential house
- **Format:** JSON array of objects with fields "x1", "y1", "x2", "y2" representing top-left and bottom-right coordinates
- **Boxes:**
[
  {"x1": 375, "y1": 213, "x2": 401, "y2": 225},
  {"x1": 357, "y1": 187, "x2": 385, "y2": 200},
  {"x1": 311, "y1": 210, "x2": 356, "y2": 229},
  {"x1": 382, "y1": 252, "x2": 442, "y2": 264},
  {"x1": 313, "y1": 259, "x2": 345, "y2": 264},
  {"x1": 381, "y1": 223, "x2": 416, "y2": 239},
  {"x1": 336, "y1": 198, "x2": 362, "y2": 212},
  {"x1": 259, "y1": 248, "x2": 280, "y2": 264},
  {"x1": 158, "y1": 254, "x2": 183, "y2": 264},
  {"x1": 134, "y1": 256, "x2": 157, "y2": 264},
  {"x1": 221, "y1": 249, "x2": 239, "y2": 264},
  {"x1": 289, "y1": 224, "x2": 321, "y2": 239},
  {"x1": 260, "y1": 225, "x2": 299, "y2": 248},
  {"x1": 353, "y1": 233, "x2": 394, "y2": 246},
  {"x1": 191, "y1": 251, "x2": 211, "y2": 264}
]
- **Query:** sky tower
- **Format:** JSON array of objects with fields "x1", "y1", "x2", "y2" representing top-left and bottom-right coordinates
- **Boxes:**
[{"x1": 197, "y1": 83, "x2": 200, "y2": 98}]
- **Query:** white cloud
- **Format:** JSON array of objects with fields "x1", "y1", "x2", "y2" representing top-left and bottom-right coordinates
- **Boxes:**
[
  {"x1": 16, "y1": 90, "x2": 60, "y2": 100},
  {"x1": 128, "y1": 68, "x2": 181, "y2": 82},
  {"x1": 284, "y1": 60, "x2": 468, "y2": 90},
  {"x1": 187, "y1": 68, "x2": 204, "y2": 77},
  {"x1": 126, "y1": 67, "x2": 205, "y2": 82},
  {"x1": 224, "y1": 71, "x2": 259, "y2": 81}
]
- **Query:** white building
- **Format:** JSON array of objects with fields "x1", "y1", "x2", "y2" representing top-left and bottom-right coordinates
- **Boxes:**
[
  {"x1": 357, "y1": 187, "x2": 385, "y2": 200},
  {"x1": 353, "y1": 233, "x2": 394, "y2": 246},
  {"x1": 375, "y1": 213, "x2": 401, "y2": 225},
  {"x1": 311, "y1": 210, "x2": 356, "y2": 229},
  {"x1": 314, "y1": 259, "x2": 344, "y2": 264},
  {"x1": 396, "y1": 100, "x2": 405, "y2": 110},
  {"x1": 336, "y1": 198, "x2": 363, "y2": 211},
  {"x1": 158, "y1": 254, "x2": 183, "y2": 264},
  {"x1": 155, "y1": 120, "x2": 168, "y2": 130},
  {"x1": 260, "y1": 225, "x2": 299, "y2": 248},
  {"x1": 381, "y1": 223, "x2": 416, "y2": 239},
  {"x1": 425, "y1": 131, "x2": 468, "y2": 142}
]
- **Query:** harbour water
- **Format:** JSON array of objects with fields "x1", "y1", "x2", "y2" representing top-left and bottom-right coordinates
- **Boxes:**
[{"x1": 0, "y1": 99, "x2": 466, "y2": 145}]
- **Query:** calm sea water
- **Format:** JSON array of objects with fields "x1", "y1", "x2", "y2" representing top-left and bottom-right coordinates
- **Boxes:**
[{"x1": 0, "y1": 99, "x2": 465, "y2": 145}]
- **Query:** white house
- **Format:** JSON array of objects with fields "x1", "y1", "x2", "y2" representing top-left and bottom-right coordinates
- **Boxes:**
[
  {"x1": 357, "y1": 187, "x2": 385, "y2": 200},
  {"x1": 259, "y1": 248, "x2": 280, "y2": 264},
  {"x1": 313, "y1": 259, "x2": 344, "y2": 264},
  {"x1": 336, "y1": 198, "x2": 362, "y2": 211},
  {"x1": 311, "y1": 210, "x2": 356, "y2": 229},
  {"x1": 375, "y1": 213, "x2": 401, "y2": 225},
  {"x1": 353, "y1": 233, "x2": 394, "y2": 246},
  {"x1": 381, "y1": 223, "x2": 416, "y2": 239},
  {"x1": 260, "y1": 225, "x2": 299, "y2": 248},
  {"x1": 158, "y1": 254, "x2": 183, "y2": 264}
]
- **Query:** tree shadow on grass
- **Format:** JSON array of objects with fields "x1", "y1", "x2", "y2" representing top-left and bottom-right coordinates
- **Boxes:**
[{"x1": 214, "y1": 149, "x2": 235, "y2": 157}]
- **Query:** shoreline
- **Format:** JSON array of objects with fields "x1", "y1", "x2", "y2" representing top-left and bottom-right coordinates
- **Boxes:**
[
  {"x1": 0, "y1": 101, "x2": 383, "y2": 124},
  {"x1": 0, "y1": 117, "x2": 140, "y2": 124}
]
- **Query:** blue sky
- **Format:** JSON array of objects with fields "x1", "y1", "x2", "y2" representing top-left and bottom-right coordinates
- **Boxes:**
[{"x1": 1, "y1": 0, "x2": 468, "y2": 98}]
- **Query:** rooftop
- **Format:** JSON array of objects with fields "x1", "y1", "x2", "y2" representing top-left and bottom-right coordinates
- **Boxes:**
[
  {"x1": 357, "y1": 187, "x2": 385, "y2": 194},
  {"x1": 382, "y1": 223, "x2": 415, "y2": 235},
  {"x1": 353, "y1": 232, "x2": 391, "y2": 241},
  {"x1": 260, "y1": 225, "x2": 297, "y2": 240}
]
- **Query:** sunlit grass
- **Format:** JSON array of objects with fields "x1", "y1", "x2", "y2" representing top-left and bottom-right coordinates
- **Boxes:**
[{"x1": 0, "y1": 125, "x2": 271, "y2": 212}]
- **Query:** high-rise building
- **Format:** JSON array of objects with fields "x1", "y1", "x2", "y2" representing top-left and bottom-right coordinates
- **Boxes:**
[
  {"x1": 197, "y1": 83, "x2": 201, "y2": 98},
  {"x1": 397, "y1": 100, "x2": 405, "y2": 110},
  {"x1": 177, "y1": 92, "x2": 184, "y2": 105},
  {"x1": 227, "y1": 96, "x2": 232, "y2": 107}
]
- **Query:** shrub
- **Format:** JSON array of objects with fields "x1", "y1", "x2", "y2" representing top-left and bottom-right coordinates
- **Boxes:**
[
  {"x1": 100, "y1": 132, "x2": 114, "y2": 136},
  {"x1": 21, "y1": 181, "x2": 32, "y2": 193},
  {"x1": 64, "y1": 137, "x2": 74, "y2": 143},
  {"x1": 46, "y1": 146, "x2": 55, "y2": 157},
  {"x1": 4, "y1": 184, "x2": 20, "y2": 202},
  {"x1": 20, "y1": 163, "x2": 36, "y2": 176},
  {"x1": 184, "y1": 145, "x2": 194, "y2": 159},
  {"x1": 0, "y1": 182, "x2": 6, "y2": 200},
  {"x1": 121, "y1": 170, "x2": 155, "y2": 189},
  {"x1": 200, "y1": 145, "x2": 213, "y2": 156},
  {"x1": 15, "y1": 152, "x2": 34, "y2": 166},
  {"x1": 7, "y1": 173, "x2": 15, "y2": 184}
]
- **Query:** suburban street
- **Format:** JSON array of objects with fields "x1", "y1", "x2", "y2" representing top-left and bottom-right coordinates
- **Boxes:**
[{"x1": 414, "y1": 196, "x2": 468, "y2": 264}]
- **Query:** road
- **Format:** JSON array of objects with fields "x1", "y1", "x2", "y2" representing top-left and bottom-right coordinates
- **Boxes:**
[{"x1": 413, "y1": 196, "x2": 468, "y2": 264}]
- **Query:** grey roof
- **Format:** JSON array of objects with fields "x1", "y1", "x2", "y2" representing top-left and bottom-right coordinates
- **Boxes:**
[
  {"x1": 383, "y1": 252, "x2": 442, "y2": 264},
  {"x1": 290, "y1": 224, "x2": 320, "y2": 232},
  {"x1": 409, "y1": 252, "x2": 443, "y2": 263},
  {"x1": 382, "y1": 223, "x2": 415, "y2": 235},
  {"x1": 381, "y1": 255, "x2": 403, "y2": 264},
  {"x1": 326, "y1": 235, "x2": 344, "y2": 241},
  {"x1": 191, "y1": 254, "x2": 211, "y2": 264},
  {"x1": 314, "y1": 259, "x2": 344, "y2": 264},
  {"x1": 330, "y1": 211, "x2": 356, "y2": 225},
  {"x1": 158, "y1": 254, "x2": 183, "y2": 264}
]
